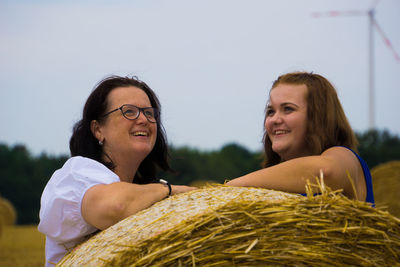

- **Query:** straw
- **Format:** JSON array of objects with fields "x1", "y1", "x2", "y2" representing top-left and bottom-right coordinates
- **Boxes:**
[{"x1": 58, "y1": 183, "x2": 400, "y2": 266}]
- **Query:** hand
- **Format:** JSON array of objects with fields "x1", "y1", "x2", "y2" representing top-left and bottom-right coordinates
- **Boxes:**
[
  {"x1": 170, "y1": 185, "x2": 197, "y2": 195},
  {"x1": 225, "y1": 177, "x2": 245, "y2": 187}
]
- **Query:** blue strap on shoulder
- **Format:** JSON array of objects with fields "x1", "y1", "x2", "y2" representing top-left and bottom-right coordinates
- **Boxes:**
[
  {"x1": 299, "y1": 147, "x2": 375, "y2": 205},
  {"x1": 340, "y1": 146, "x2": 375, "y2": 205}
]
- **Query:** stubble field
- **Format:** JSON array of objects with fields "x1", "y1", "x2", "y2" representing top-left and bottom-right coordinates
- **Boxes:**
[{"x1": 0, "y1": 225, "x2": 45, "y2": 267}]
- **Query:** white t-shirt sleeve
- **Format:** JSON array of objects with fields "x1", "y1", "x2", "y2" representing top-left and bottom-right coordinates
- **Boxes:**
[{"x1": 38, "y1": 156, "x2": 120, "y2": 243}]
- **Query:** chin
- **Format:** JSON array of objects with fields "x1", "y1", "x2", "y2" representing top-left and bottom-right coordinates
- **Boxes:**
[
  {"x1": 138, "y1": 146, "x2": 154, "y2": 154},
  {"x1": 131, "y1": 143, "x2": 154, "y2": 154},
  {"x1": 272, "y1": 144, "x2": 285, "y2": 154}
]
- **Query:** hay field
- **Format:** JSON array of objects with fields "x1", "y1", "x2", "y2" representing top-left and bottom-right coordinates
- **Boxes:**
[{"x1": 0, "y1": 225, "x2": 45, "y2": 267}]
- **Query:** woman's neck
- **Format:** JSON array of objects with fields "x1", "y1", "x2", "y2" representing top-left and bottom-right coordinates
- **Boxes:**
[
  {"x1": 103, "y1": 152, "x2": 142, "y2": 183},
  {"x1": 114, "y1": 162, "x2": 139, "y2": 183}
]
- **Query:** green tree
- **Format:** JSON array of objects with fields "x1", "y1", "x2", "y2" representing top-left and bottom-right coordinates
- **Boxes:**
[
  {"x1": 0, "y1": 143, "x2": 67, "y2": 224},
  {"x1": 357, "y1": 129, "x2": 400, "y2": 168},
  {"x1": 160, "y1": 143, "x2": 262, "y2": 185},
  {"x1": 207, "y1": 143, "x2": 261, "y2": 181}
]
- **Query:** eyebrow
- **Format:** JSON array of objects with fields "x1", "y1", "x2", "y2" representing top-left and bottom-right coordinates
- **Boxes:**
[{"x1": 267, "y1": 102, "x2": 300, "y2": 109}]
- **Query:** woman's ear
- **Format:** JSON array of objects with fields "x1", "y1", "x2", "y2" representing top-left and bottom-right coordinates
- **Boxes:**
[{"x1": 90, "y1": 120, "x2": 103, "y2": 142}]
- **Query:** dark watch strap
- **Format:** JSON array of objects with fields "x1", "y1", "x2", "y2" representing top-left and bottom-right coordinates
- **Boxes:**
[{"x1": 159, "y1": 178, "x2": 172, "y2": 196}]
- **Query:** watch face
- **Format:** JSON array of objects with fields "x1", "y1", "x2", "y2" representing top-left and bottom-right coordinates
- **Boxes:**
[
  {"x1": 158, "y1": 179, "x2": 171, "y2": 196},
  {"x1": 159, "y1": 179, "x2": 168, "y2": 185}
]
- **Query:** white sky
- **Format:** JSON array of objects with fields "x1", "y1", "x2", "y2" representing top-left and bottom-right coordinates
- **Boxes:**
[{"x1": 1, "y1": 0, "x2": 399, "y2": 156}]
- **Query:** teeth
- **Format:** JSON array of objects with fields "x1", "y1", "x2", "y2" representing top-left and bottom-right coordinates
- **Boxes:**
[
  {"x1": 132, "y1": 131, "x2": 148, "y2": 136},
  {"x1": 275, "y1": 130, "x2": 288, "y2": 135}
]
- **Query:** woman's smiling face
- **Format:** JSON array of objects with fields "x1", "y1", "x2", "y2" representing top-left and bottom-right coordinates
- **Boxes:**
[
  {"x1": 265, "y1": 83, "x2": 310, "y2": 161},
  {"x1": 95, "y1": 86, "x2": 157, "y2": 162}
]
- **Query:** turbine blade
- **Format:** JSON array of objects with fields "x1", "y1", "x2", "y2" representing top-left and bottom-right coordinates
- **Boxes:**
[
  {"x1": 311, "y1": 10, "x2": 366, "y2": 18},
  {"x1": 372, "y1": 18, "x2": 400, "y2": 62}
]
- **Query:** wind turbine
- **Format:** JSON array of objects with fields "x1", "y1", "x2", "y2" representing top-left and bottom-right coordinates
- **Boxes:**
[{"x1": 312, "y1": 0, "x2": 400, "y2": 130}]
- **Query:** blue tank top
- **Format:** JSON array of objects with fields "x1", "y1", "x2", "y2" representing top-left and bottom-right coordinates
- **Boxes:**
[
  {"x1": 342, "y1": 146, "x2": 375, "y2": 205},
  {"x1": 300, "y1": 147, "x2": 375, "y2": 205}
]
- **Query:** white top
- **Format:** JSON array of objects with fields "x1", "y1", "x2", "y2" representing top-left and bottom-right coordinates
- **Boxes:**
[{"x1": 38, "y1": 156, "x2": 120, "y2": 266}]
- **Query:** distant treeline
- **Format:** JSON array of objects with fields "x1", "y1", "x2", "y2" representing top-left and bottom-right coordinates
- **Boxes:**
[{"x1": 1, "y1": 129, "x2": 399, "y2": 225}]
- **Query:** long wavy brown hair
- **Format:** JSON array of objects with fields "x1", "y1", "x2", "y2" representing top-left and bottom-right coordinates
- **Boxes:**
[{"x1": 263, "y1": 72, "x2": 358, "y2": 167}]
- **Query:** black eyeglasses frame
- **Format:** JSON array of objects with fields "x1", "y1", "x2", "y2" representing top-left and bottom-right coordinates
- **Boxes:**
[{"x1": 102, "y1": 104, "x2": 159, "y2": 123}]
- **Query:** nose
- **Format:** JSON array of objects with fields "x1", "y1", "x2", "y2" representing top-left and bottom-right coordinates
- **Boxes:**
[
  {"x1": 265, "y1": 111, "x2": 282, "y2": 130},
  {"x1": 135, "y1": 110, "x2": 148, "y2": 124},
  {"x1": 270, "y1": 111, "x2": 283, "y2": 124}
]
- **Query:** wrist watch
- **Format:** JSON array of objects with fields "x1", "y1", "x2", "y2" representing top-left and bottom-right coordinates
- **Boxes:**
[{"x1": 159, "y1": 178, "x2": 172, "y2": 197}]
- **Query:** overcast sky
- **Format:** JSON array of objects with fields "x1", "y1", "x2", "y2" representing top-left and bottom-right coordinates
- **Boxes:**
[{"x1": 1, "y1": 0, "x2": 399, "y2": 156}]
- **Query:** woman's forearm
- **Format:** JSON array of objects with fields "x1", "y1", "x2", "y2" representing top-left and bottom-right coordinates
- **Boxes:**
[
  {"x1": 227, "y1": 156, "x2": 334, "y2": 194},
  {"x1": 82, "y1": 182, "x2": 170, "y2": 230}
]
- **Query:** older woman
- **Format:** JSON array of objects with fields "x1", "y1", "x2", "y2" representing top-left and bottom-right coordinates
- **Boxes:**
[
  {"x1": 38, "y1": 76, "x2": 196, "y2": 266},
  {"x1": 227, "y1": 72, "x2": 374, "y2": 203}
]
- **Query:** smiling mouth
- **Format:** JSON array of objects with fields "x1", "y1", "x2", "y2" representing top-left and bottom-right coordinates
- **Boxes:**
[
  {"x1": 274, "y1": 130, "x2": 289, "y2": 135},
  {"x1": 132, "y1": 131, "x2": 148, "y2": 137}
]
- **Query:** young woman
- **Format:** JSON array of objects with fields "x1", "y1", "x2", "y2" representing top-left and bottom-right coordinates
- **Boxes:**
[
  {"x1": 227, "y1": 72, "x2": 374, "y2": 203},
  {"x1": 38, "y1": 76, "x2": 196, "y2": 266}
]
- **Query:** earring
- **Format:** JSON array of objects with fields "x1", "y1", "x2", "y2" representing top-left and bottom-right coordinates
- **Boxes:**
[{"x1": 99, "y1": 140, "x2": 103, "y2": 146}]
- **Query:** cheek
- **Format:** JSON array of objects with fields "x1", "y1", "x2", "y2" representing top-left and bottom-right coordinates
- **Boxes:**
[
  {"x1": 296, "y1": 114, "x2": 308, "y2": 137},
  {"x1": 264, "y1": 117, "x2": 272, "y2": 132},
  {"x1": 301, "y1": 113, "x2": 308, "y2": 130},
  {"x1": 152, "y1": 124, "x2": 158, "y2": 141}
]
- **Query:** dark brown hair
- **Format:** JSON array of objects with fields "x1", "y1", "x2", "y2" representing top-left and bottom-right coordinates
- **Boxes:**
[
  {"x1": 69, "y1": 75, "x2": 171, "y2": 183},
  {"x1": 263, "y1": 72, "x2": 358, "y2": 167}
]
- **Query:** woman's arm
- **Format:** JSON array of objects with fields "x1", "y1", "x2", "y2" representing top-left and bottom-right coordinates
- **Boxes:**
[
  {"x1": 226, "y1": 147, "x2": 366, "y2": 200},
  {"x1": 81, "y1": 182, "x2": 196, "y2": 230}
]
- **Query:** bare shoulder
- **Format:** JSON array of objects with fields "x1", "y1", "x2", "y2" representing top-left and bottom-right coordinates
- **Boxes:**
[
  {"x1": 321, "y1": 146, "x2": 358, "y2": 163},
  {"x1": 320, "y1": 146, "x2": 361, "y2": 177},
  {"x1": 321, "y1": 146, "x2": 366, "y2": 200}
]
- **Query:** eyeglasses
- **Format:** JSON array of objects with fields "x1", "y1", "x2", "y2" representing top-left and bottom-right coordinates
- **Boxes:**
[{"x1": 102, "y1": 104, "x2": 159, "y2": 123}]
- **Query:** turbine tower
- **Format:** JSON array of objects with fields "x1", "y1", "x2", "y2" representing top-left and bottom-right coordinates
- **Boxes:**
[{"x1": 312, "y1": 0, "x2": 399, "y2": 130}]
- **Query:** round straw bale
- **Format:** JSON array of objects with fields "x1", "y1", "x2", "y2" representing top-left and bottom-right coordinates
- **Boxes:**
[
  {"x1": 58, "y1": 185, "x2": 400, "y2": 266},
  {"x1": 371, "y1": 160, "x2": 400, "y2": 218},
  {"x1": 0, "y1": 214, "x2": 3, "y2": 238},
  {"x1": 189, "y1": 180, "x2": 218, "y2": 187},
  {"x1": 0, "y1": 197, "x2": 17, "y2": 226}
]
